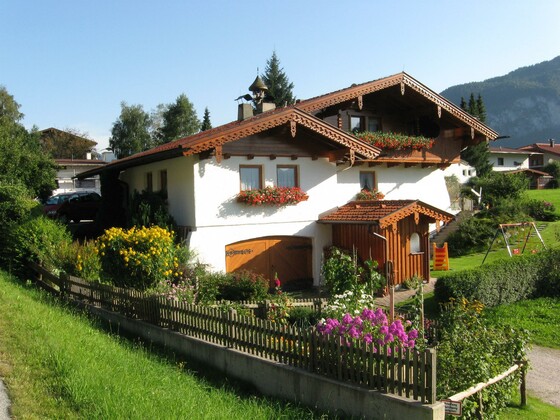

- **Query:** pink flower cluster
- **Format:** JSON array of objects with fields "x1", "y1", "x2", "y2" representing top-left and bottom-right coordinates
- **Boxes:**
[{"x1": 317, "y1": 307, "x2": 418, "y2": 350}]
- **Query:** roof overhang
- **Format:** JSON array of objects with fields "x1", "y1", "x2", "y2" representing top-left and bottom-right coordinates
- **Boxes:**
[
  {"x1": 298, "y1": 72, "x2": 499, "y2": 141},
  {"x1": 319, "y1": 199, "x2": 455, "y2": 229}
]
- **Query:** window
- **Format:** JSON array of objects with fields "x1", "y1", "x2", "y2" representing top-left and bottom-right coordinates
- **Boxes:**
[
  {"x1": 350, "y1": 116, "x2": 365, "y2": 133},
  {"x1": 359, "y1": 172, "x2": 376, "y2": 191},
  {"x1": 277, "y1": 165, "x2": 298, "y2": 188},
  {"x1": 240, "y1": 165, "x2": 262, "y2": 190},
  {"x1": 368, "y1": 117, "x2": 381, "y2": 132},
  {"x1": 146, "y1": 172, "x2": 153, "y2": 192},
  {"x1": 76, "y1": 179, "x2": 95, "y2": 189},
  {"x1": 410, "y1": 232, "x2": 421, "y2": 253},
  {"x1": 497, "y1": 157, "x2": 504, "y2": 166},
  {"x1": 160, "y1": 170, "x2": 168, "y2": 192}
]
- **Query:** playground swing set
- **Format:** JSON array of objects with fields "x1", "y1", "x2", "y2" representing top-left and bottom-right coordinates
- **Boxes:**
[{"x1": 481, "y1": 222, "x2": 546, "y2": 265}]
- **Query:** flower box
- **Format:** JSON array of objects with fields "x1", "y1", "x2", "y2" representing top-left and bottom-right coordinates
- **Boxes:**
[
  {"x1": 356, "y1": 189, "x2": 385, "y2": 201},
  {"x1": 237, "y1": 186, "x2": 309, "y2": 206},
  {"x1": 355, "y1": 131, "x2": 435, "y2": 150}
]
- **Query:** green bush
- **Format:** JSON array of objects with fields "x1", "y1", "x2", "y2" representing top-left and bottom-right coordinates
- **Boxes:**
[
  {"x1": 321, "y1": 247, "x2": 357, "y2": 295},
  {"x1": 523, "y1": 198, "x2": 558, "y2": 221},
  {"x1": 435, "y1": 249, "x2": 560, "y2": 307},
  {"x1": 288, "y1": 306, "x2": 321, "y2": 328},
  {"x1": 58, "y1": 240, "x2": 101, "y2": 282},
  {"x1": 436, "y1": 298, "x2": 529, "y2": 419},
  {"x1": 218, "y1": 270, "x2": 269, "y2": 301},
  {"x1": 129, "y1": 190, "x2": 177, "y2": 232},
  {"x1": 6, "y1": 216, "x2": 72, "y2": 275},
  {"x1": 447, "y1": 216, "x2": 496, "y2": 257}
]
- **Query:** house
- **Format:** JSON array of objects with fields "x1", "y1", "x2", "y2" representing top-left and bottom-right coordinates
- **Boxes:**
[
  {"x1": 78, "y1": 72, "x2": 498, "y2": 287},
  {"x1": 488, "y1": 146, "x2": 534, "y2": 172},
  {"x1": 518, "y1": 139, "x2": 560, "y2": 169},
  {"x1": 487, "y1": 145, "x2": 555, "y2": 189},
  {"x1": 52, "y1": 156, "x2": 106, "y2": 195}
]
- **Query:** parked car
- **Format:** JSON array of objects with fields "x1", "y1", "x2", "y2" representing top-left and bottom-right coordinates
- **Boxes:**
[
  {"x1": 43, "y1": 192, "x2": 76, "y2": 218},
  {"x1": 54, "y1": 192, "x2": 102, "y2": 223}
]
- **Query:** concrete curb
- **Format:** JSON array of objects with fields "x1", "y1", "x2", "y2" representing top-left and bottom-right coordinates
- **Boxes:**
[{"x1": 0, "y1": 378, "x2": 10, "y2": 420}]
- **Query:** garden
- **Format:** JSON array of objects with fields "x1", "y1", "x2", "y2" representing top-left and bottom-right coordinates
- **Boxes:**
[{"x1": 1, "y1": 170, "x2": 560, "y2": 418}]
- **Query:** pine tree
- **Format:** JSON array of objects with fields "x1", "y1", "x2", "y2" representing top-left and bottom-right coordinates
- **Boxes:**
[
  {"x1": 201, "y1": 107, "x2": 212, "y2": 131},
  {"x1": 261, "y1": 51, "x2": 295, "y2": 108},
  {"x1": 460, "y1": 94, "x2": 492, "y2": 177}
]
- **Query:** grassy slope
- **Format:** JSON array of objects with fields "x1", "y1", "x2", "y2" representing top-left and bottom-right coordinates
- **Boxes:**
[{"x1": 0, "y1": 273, "x2": 321, "y2": 419}]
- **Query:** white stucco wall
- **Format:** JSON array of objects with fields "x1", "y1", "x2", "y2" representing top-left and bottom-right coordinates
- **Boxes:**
[
  {"x1": 120, "y1": 155, "x2": 452, "y2": 285},
  {"x1": 489, "y1": 153, "x2": 530, "y2": 172}
]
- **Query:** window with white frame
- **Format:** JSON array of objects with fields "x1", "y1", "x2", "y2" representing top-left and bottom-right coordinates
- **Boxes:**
[
  {"x1": 277, "y1": 165, "x2": 298, "y2": 188},
  {"x1": 240, "y1": 165, "x2": 262, "y2": 190}
]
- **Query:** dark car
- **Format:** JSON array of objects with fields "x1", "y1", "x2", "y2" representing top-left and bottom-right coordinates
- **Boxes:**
[
  {"x1": 43, "y1": 192, "x2": 77, "y2": 218},
  {"x1": 55, "y1": 192, "x2": 102, "y2": 223}
]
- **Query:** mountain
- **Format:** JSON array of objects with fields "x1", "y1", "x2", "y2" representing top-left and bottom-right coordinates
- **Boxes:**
[{"x1": 440, "y1": 56, "x2": 560, "y2": 148}]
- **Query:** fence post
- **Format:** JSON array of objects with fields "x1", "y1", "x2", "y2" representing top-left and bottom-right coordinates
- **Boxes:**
[
  {"x1": 426, "y1": 347, "x2": 437, "y2": 404},
  {"x1": 227, "y1": 308, "x2": 237, "y2": 348},
  {"x1": 520, "y1": 361, "x2": 527, "y2": 407}
]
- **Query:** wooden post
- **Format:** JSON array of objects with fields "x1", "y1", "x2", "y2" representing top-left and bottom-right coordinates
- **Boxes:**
[
  {"x1": 426, "y1": 347, "x2": 437, "y2": 404},
  {"x1": 520, "y1": 361, "x2": 527, "y2": 406},
  {"x1": 227, "y1": 308, "x2": 237, "y2": 348}
]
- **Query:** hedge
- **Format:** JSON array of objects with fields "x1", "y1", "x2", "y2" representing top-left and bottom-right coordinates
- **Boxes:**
[{"x1": 434, "y1": 249, "x2": 560, "y2": 307}]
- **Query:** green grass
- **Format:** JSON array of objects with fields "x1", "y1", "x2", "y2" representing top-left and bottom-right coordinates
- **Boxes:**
[
  {"x1": 0, "y1": 272, "x2": 324, "y2": 419},
  {"x1": 526, "y1": 189, "x2": 560, "y2": 216},
  {"x1": 484, "y1": 297, "x2": 560, "y2": 349},
  {"x1": 500, "y1": 393, "x2": 560, "y2": 419}
]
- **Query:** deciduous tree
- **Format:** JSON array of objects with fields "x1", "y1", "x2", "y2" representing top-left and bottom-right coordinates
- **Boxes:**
[
  {"x1": 157, "y1": 94, "x2": 200, "y2": 144},
  {"x1": 109, "y1": 102, "x2": 153, "y2": 159}
]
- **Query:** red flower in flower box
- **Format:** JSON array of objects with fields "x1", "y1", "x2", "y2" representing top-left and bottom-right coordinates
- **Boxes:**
[{"x1": 237, "y1": 186, "x2": 309, "y2": 206}]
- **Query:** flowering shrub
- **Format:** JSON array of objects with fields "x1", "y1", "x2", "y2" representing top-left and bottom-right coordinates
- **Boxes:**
[
  {"x1": 267, "y1": 274, "x2": 292, "y2": 324},
  {"x1": 324, "y1": 287, "x2": 376, "y2": 319},
  {"x1": 317, "y1": 307, "x2": 418, "y2": 350},
  {"x1": 355, "y1": 131, "x2": 435, "y2": 150},
  {"x1": 97, "y1": 226, "x2": 182, "y2": 290},
  {"x1": 151, "y1": 278, "x2": 195, "y2": 303},
  {"x1": 355, "y1": 189, "x2": 385, "y2": 200},
  {"x1": 215, "y1": 270, "x2": 269, "y2": 301},
  {"x1": 73, "y1": 240, "x2": 101, "y2": 281},
  {"x1": 237, "y1": 186, "x2": 308, "y2": 206}
]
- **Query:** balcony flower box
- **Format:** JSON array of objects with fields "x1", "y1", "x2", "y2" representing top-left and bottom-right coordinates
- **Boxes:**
[
  {"x1": 355, "y1": 131, "x2": 435, "y2": 151},
  {"x1": 237, "y1": 186, "x2": 309, "y2": 206},
  {"x1": 356, "y1": 189, "x2": 385, "y2": 201}
]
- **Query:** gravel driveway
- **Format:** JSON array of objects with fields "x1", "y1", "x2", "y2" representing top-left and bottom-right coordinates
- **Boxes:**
[{"x1": 527, "y1": 346, "x2": 560, "y2": 408}]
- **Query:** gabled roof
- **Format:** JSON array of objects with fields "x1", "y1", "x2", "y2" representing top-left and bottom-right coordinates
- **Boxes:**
[
  {"x1": 318, "y1": 200, "x2": 454, "y2": 229},
  {"x1": 81, "y1": 107, "x2": 381, "y2": 177},
  {"x1": 297, "y1": 72, "x2": 499, "y2": 141},
  {"x1": 504, "y1": 168, "x2": 552, "y2": 177},
  {"x1": 489, "y1": 146, "x2": 537, "y2": 155},
  {"x1": 519, "y1": 142, "x2": 560, "y2": 157}
]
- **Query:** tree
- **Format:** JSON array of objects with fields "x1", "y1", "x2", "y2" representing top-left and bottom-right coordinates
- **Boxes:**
[
  {"x1": 40, "y1": 127, "x2": 97, "y2": 159},
  {"x1": 460, "y1": 93, "x2": 492, "y2": 177},
  {"x1": 109, "y1": 102, "x2": 153, "y2": 159},
  {"x1": 157, "y1": 94, "x2": 200, "y2": 144},
  {"x1": 201, "y1": 107, "x2": 212, "y2": 131},
  {"x1": 261, "y1": 51, "x2": 295, "y2": 107},
  {"x1": 0, "y1": 87, "x2": 57, "y2": 200}
]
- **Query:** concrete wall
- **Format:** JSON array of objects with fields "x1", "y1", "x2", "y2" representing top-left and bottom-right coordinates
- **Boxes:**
[{"x1": 88, "y1": 305, "x2": 444, "y2": 420}]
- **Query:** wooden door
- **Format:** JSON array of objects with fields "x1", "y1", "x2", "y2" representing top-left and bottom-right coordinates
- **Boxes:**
[{"x1": 225, "y1": 236, "x2": 312, "y2": 288}]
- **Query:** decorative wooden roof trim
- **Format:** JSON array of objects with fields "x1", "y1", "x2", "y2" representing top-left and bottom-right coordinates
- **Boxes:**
[
  {"x1": 297, "y1": 72, "x2": 499, "y2": 141},
  {"x1": 377, "y1": 201, "x2": 454, "y2": 229}
]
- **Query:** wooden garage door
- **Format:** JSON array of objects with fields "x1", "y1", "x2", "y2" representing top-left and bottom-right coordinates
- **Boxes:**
[{"x1": 225, "y1": 236, "x2": 312, "y2": 288}]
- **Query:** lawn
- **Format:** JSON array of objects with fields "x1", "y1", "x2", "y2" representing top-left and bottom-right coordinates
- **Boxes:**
[{"x1": 0, "y1": 271, "x2": 323, "y2": 419}]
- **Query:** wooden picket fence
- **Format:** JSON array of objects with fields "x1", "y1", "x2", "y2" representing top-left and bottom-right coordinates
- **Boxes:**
[{"x1": 27, "y1": 263, "x2": 437, "y2": 403}]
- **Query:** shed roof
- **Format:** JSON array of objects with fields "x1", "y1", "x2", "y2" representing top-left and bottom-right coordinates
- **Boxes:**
[{"x1": 318, "y1": 200, "x2": 454, "y2": 229}]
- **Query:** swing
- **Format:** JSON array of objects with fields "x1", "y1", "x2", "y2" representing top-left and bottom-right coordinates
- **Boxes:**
[{"x1": 481, "y1": 222, "x2": 546, "y2": 265}]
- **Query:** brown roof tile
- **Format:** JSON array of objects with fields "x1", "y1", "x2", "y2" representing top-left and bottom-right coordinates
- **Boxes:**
[{"x1": 319, "y1": 200, "x2": 454, "y2": 228}]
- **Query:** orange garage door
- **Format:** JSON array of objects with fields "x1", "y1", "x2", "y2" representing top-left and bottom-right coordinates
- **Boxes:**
[{"x1": 225, "y1": 236, "x2": 312, "y2": 288}]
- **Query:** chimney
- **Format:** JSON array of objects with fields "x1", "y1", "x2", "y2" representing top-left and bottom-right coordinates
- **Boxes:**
[
  {"x1": 550, "y1": 138, "x2": 555, "y2": 147},
  {"x1": 238, "y1": 103, "x2": 254, "y2": 121}
]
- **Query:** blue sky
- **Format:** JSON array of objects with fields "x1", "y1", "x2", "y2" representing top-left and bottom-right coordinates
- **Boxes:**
[{"x1": 1, "y1": 0, "x2": 559, "y2": 151}]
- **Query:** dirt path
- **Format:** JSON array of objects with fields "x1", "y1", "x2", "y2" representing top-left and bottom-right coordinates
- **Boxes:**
[{"x1": 527, "y1": 346, "x2": 560, "y2": 408}]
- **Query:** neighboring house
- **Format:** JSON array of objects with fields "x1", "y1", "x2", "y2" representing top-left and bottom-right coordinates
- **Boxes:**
[
  {"x1": 518, "y1": 139, "x2": 560, "y2": 169},
  {"x1": 441, "y1": 160, "x2": 477, "y2": 212},
  {"x1": 53, "y1": 156, "x2": 106, "y2": 195},
  {"x1": 78, "y1": 72, "x2": 498, "y2": 287},
  {"x1": 488, "y1": 146, "x2": 534, "y2": 172}
]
